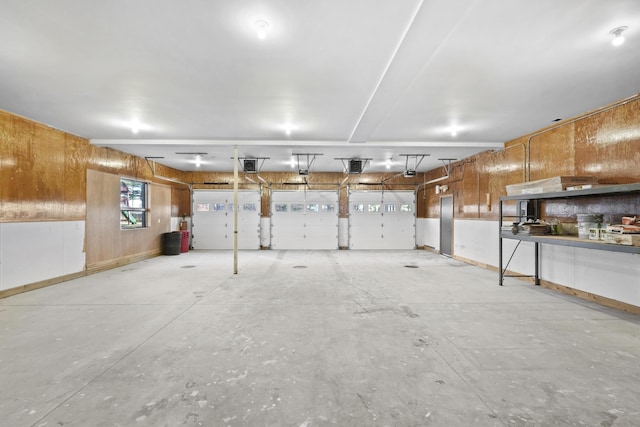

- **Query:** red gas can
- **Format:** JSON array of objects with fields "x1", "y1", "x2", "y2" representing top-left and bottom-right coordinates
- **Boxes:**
[{"x1": 180, "y1": 231, "x2": 189, "y2": 253}]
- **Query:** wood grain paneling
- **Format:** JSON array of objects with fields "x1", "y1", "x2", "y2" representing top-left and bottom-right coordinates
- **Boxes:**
[
  {"x1": 421, "y1": 95, "x2": 640, "y2": 220},
  {"x1": 529, "y1": 124, "x2": 576, "y2": 181},
  {"x1": 0, "y1": 110, "x2": 13, "y2": 215},
  {"x1": 64, "y1": 133, "x2": 89, "y2": 219},
  {"x1": 86, "y1": 169, "x2": 172, "y2": 269},
  {"x1": 420, "y1": 149, "x2": 524, "y2": 220},
  {"x1": 86, "y1": 169, "x2": 120, "y2": 264},
  {"x1": 172, "y1": 186, "x2": 191, "y2": 218},
  {"x1": 1, "y1": 109, "x2": 188, "y2": 225},
  {"x1": 1, "y1": 109, "x2": 191, "y2": 284},
  {"x1": 574, "y1": 100, "x2": 640, "y2": 184},
  {"x1": 1, "y1": 115, "x2": 65, "y2": 220},
  {"x1": 542, "y1": 194, "x2": 640, "y2": 224}
]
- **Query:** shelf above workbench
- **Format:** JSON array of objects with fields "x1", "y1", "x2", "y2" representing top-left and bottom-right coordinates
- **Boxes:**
[{"x1": 500, "y1": 182, "x2": 640, "y2": 202}]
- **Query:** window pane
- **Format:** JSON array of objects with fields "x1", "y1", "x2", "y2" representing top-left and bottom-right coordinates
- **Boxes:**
[
  {"x1": 322, "y1": 204, "x2": 335, "y2": 212},
  {"x1": 243, "y1": 203, "x2": 257, "y2": 211},
  {"x1": 306, "y1": 204, "x2": 319, "y2": 212},
  {"x1": 400, "y1": 204, "x2": 412, "y2": 212},
  {"x1": 368, "y1": 204, "x2": 381, "y2": 212},
  {"x1": 196, "y1": 203, "x2": 210, "y2": 212},
  {"x1": 352, "y1": 204, "x2": 364, "y2": 212},
  {"x1": 121, "y1": 210, "x2": 145, "y2": 226},
  {"x1": 384, "y1": 204, "x2": 397, "y2": 212},
  {"x1": 275, "y1": 203, "x2": 288, "y2": 212},
  {"x1": 121, "y1": 179, "x2": 145, "y2": 209},
  {"x1": 120, "y1": 178, "x2": 147, "y2": 228},
  {"x1": 212, "y1": 203, "x2": 225, "y2": 211},
  {"x1": 291, "y1": 204, "x2": 304, "y2": 212}
]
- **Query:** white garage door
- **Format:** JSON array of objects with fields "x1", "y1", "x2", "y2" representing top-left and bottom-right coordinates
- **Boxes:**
[
  {"x1": 271, "y1": 191, "x2": 339, "y2": 249},
  {"x1": 349, "y1": 190, "x2": 415, "y2": 249},
  {"x1": 192, "y1": 190, "x2": 261, "y2": 249}
]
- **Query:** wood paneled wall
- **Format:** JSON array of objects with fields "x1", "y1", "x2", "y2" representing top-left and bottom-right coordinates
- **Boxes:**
[
  {"x1": 0, "y1": 110, "x2": 187, "y2": 224},
  {"x1": 421, "y1": 94, "x2": 640, "y2": 220},
  {"x1": 4, "y1": 91, "x2": 639, "y2": 237},
  {"x1": 86, "y1": 170, "x2": 171, "y2": 269},
  {"x1": 1, "y1": 111, "x2": 82, "y2": 221},
  {"x1": 1, "y1": 109, "x2": 188, "y2": 274}
]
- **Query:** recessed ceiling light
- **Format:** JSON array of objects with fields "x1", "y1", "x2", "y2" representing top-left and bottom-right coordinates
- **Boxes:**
[
  {"x1": 254, "y1": 20, "x2": 269, "y2": 40},
  {"x1": 283, "y1": 123, "x2": 295, "y2": 136},
  {"x1": 124, "y1": 118, "x2": 148, "y2": 134},
  {"x1": 610, "y1": 26, "x2": 627, "y2": 46}
]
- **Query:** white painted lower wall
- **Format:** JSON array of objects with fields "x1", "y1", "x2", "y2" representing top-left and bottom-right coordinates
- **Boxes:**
[
  {"x1": 416, "y1": 218, "x2": 440, "y2": 251},
  {"x1": 452, "y1": 219, "x2": 640, "y2": 307},
  {"x1": 0, "y1": 221, "x2": 86, "y2": 292},
  {"x1": 3, "y1": 218, "x2": 637, "y2": 308},
  {"x1": 170, "y1": 216, "x2": 191, "y2": 233}
]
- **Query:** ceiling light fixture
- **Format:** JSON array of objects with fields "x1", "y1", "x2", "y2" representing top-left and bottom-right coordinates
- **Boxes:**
[
  {"x1": 126, "y1": 118, "x2": 142, "y2": 134},
  {"x1": 282, "y1": 123, "x2": 295, "y2": 136},
  {"x1": 195, "y1": 155, "x2": 201, "y2": 168},
  {"x1": 254, "y1": 20, "x2": 269, "y2": 40},
  {"x1": 610, "y1": 26, "x2": 627, "y2": 46},
  {"x1": 385, "y1": 159, "x2": 392, "y2": 169}
]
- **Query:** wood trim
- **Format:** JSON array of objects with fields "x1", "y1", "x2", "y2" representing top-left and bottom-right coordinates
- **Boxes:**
[
  {"x1": 86, "y1": 249, "x2": 161, "y2": 274},
  {"x1": 418, "y1": 245, "x2": 438, "y2": 254},
  {"x1": 539, "y1": 280, "x2": 640, "y2": 315},
  {"x1": 452, "y1": 254, "x2": 638, "y2": 313},
  {"x1": 0, "y1": 271, "x2": 86, "y2": 299},
  {"x1": 452, "y1": 254, "x2": 500, "y2": 273}
]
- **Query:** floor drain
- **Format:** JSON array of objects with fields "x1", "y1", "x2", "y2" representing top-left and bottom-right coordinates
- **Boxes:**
[
  {"x1": 293, "y1": 265, "x2": 307, "y2": 269},
  {"x1": 404, "y1": 265, "x2": 419, "y2": 268},
  {"x1": 180, "y1": 265, "x2": 196, "y2": 269}
]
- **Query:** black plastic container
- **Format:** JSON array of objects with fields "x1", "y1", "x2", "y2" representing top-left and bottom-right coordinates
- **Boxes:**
[{"x1": 161, "y1": 232, "x2": 182, "y2": 255}]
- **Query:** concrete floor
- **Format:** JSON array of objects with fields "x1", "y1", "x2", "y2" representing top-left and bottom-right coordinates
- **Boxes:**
[{"x1": 1, "y1": 250, "x2": 639, "y2": 427}]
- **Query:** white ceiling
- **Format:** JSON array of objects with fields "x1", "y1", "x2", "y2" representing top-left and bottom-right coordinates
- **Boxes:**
[{"x1": 1, "y1": 0, "x2": 639, "y2": 173}]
